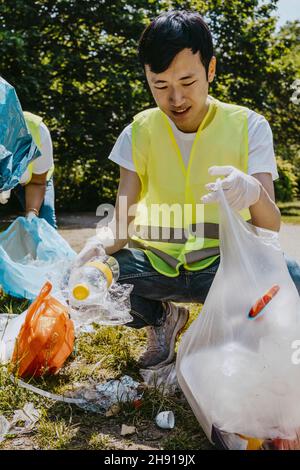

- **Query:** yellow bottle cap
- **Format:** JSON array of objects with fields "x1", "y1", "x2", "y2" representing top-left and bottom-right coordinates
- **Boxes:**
[{"x1": 73, "y1": 283, "x2": 90, "y2": 300}]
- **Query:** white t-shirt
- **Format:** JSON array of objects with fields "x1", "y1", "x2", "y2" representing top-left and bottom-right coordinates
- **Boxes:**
[
  {"x1": 108, "y1": 106, "x2": 279, "y2": 181},
  {"x1": 20, "y1": 121, "x2": 54, "y2": 185}
]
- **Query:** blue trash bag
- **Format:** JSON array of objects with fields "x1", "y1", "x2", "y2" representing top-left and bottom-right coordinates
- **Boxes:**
[
  {"x1": 0, "y1": 216, "x2": 76, "y2": 299},
  {"x1": 0, "y1": 77, "x2": 41, "y2": 192}
]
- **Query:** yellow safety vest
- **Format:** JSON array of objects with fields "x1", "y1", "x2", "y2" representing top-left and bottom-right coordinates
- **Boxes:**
[
  {"x1": 23, "y1": 111, "x2": 54, "y2": 184},
  {"x1": 130, "y1": 97, "x2": 250, "y2": 277}
]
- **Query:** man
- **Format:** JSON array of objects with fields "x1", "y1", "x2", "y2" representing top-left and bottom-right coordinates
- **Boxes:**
[
  {"x1": 1, "y1": 111, "x2": 56, "y2": 228},
  {"x1": 103, "y1": 10, "x2": 300, "y2": 368}
]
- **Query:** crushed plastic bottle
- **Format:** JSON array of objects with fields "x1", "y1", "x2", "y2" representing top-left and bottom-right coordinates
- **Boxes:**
[
  {"x1": 68, "y1": 256, "x2": 120, "y2": 306},
  {"x1": 62, "y1": 239, "x2": 133, "y2": 329}
]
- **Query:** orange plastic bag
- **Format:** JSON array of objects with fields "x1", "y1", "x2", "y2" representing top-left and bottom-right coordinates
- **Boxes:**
[{"x1": 12, "y1": 281, "x2": 74, "y2": 377}]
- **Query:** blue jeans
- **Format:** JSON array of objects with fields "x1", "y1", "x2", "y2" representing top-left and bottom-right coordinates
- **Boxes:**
[
  {"x1": 113, "y1": 248, "x2": 300, "y2": 329},
  {"x1": 13, "y1": 177, "x2": 57, "y2": 229}
]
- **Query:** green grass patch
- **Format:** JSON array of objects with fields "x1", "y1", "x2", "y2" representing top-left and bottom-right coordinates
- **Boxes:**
[
  {"x1": 0, "y1": 291, "x2": 211, "y2": 450},
  {"x1": 278, "y1": 200, "x2": 300, "y2": 224}
]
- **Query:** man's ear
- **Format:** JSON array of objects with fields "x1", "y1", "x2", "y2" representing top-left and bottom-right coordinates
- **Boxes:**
[{"x1": 208, "y1": 56, "x2": 216, "y2": 83}]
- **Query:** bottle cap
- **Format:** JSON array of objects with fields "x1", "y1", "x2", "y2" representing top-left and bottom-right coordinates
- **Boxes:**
[{"x1": 73, "y1": 283, "x2": 90, "y2": 300}]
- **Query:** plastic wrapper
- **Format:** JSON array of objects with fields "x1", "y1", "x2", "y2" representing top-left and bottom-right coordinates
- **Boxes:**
[
  {"x1": 176, "y1": 180, "x2": 300, "y2": 450},
  {"x1": 67, "y1": 375, "x2": 142, "y2": 413},
  {"x1": 9, "y1": 374, "x2": 142, "y2": 415},
  {"x1": 0, "y1": 216, "x2": 76, "y2": 299},
  {"x1": 0, "y1": 77, "x2": 40, "y2": 192}
]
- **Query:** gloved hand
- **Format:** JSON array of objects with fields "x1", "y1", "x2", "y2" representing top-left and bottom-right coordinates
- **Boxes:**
[
  {"x1": 201, "y1": 165, "x2": 262, "y2": 211},
  {"x1": 74, "y1": 235, "x2": 107, "y2": 268},
  {"x1": 0, "y1": 190, "x2": 11, "y2": 204},
  {"x1": 26, "y1": 210, "x2": 37, "y2": 222}
]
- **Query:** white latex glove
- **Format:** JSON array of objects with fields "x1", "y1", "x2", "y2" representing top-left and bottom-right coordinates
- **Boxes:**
[
  {"x1": 26, "y1": 211, "x2": 37, "y2": 222},
  {"x1": 201, "y1": 165, "x2": 262, "y2": 211},
  {"x1": 74, "y1": 235, "x2": 107, "y2": 268},
  {"x1": 0, "y1": 190, "x2": 11, "y2": 205}
]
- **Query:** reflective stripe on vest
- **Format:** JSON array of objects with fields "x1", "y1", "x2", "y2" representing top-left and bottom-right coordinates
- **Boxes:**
[
  {"x1": 133, "y1": 222, "x2": 220, "y2": 242},
  {"x1": 23, "y1": 111, "x2": 54, "y2": 184},
  {"x1": 130, "y1": 97, "x2": 250, "y2": 277}
]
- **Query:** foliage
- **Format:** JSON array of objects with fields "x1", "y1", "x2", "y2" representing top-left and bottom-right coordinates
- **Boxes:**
[
  {"x1": 0, "y1": 0, "x2": 299, "y2": 208},
  {"x1": 275, "y1": 156, "x2": 299, "y2": 202}
]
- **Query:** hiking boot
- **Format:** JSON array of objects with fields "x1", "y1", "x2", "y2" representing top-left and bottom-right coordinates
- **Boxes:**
[{"x1": 137, "y1": 302, "x2": 189, "y2": 369}]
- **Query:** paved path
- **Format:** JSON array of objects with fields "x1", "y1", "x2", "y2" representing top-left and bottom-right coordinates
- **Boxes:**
[{"x1": 279, "y1": 223, "x2": 300, "y2": 263}]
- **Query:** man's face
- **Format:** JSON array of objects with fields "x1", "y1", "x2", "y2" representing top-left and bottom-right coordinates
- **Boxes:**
[{"x1": 145, "y1": 48, "x2": 216, "y2": 133}]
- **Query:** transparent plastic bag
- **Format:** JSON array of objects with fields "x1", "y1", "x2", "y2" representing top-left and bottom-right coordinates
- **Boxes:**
[
  {"x1": 176, "y1": 181, "x2": 300, "y2": 449},
  {"x1": 0, "y1": 216, "x2": 76, "y2": 299}
]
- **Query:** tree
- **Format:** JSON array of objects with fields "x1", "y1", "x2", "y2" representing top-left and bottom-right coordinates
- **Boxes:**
[{"x1": 0, "y1": 0, "x2": 298, "y2": 209}]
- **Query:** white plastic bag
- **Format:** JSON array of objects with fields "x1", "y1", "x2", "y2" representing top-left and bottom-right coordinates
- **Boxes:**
[
  {"x1": 0, "y1": 312, "x2": 27, "y2": 363},
  {"x1": 176, "y1": 182, "x2": 300, "y2": 449}
]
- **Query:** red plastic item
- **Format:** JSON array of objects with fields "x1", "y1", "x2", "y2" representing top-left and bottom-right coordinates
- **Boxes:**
[{"x1": 248, "y1": 285, "x2": 280, "y2": 319}]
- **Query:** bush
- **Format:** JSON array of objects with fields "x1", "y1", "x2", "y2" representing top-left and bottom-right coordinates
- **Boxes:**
[{"x1": 274, "y1": 156, "x2": 299, "y2": 202}]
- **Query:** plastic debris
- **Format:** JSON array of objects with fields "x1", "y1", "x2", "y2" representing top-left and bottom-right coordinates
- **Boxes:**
[
  {"x1": 7, "y1": 282, "x2": 75, "y2": 377},
  {"x1": 0, "y1": 77, "x2": 40, "y2": 193},
  {"x1": 69, "y1": 255, "x2": 120, "y2": 303},
  {"x1": 155, "y1": 411, "x2": 175, "y2": 430},
  {"x1": 67, "y1": 280, "x2": 134, "y2": 330},
  {"x1": 0, "y1": 313, "x2": 24, "y2": 363},
  {"x1": 10, "y1": 375, "x2": 85, "y2": 405},
  {"x1": 105, "y1": 404, "x2": 121, "y2": 417},
  {"x1": 0, "y1": 402, "x2": 41, "y2": 443},
  {"x1": 11, "y1": 402, "x2": 40, "y2": 431},
  {"x1": 140, "y1": 362, "x2": 178, "y2": 395},
  {"x1": 0, "y1": 216, "x2": 76, "y2": 300},
  {"x1": 12, "y1": 374, "x2": 143, "y2": 414},
  {"x1": 55, "y1": 237, "x2": 134, "y2": 330},
  {"x1": 248, "y1": 284, "x2": 280, "y2": 319},
  {"x1": 176, "y1": 181, "x2": 300, "y2": 448},
  {"x1": 68, "y1": 375, "x2": 143, "y2": 413},
  {"x1": 121, "y1": 424, "x2": 136, "y2": 436},
  {"x1": 0, "y1": 416, "x2": 10, "y2": 443}
]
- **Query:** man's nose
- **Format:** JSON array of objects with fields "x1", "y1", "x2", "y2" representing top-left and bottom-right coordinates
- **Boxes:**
[{"x1": 169, "y1": 88, "x2": 185, "y2": 107}]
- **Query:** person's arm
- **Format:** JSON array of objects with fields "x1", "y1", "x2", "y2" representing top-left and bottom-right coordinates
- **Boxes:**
[
  {"x1": 249, "y1": 172, "x2": 281, "y2": 232},
  {"x1": 105, "y1": 166, "x2": 141, "y2": 255},
  {"x1": 25, "y1": 172, "x2": 47, "y2": 215}
]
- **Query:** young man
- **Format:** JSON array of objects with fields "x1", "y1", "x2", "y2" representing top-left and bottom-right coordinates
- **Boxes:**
[{"x1": 105, "y1": 10, "x2": 300, "y2": 368}]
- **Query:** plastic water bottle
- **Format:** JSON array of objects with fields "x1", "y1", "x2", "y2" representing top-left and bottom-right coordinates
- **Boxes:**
[{"x1": 69, "y1": 256, "x2": 120, "y2": 305}]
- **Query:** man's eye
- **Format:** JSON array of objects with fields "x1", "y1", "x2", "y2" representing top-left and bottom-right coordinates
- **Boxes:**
[
  {"x1": 183, "y1": 81, "x2": 197, "y2": 87},
  {"x1": 155, "y1": 86, "x2": 167, "y2": 90}
]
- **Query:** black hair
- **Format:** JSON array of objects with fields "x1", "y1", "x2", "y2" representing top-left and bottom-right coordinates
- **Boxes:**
[{"x1": 138, "y1": 10, "x2": 214, "y2": 79}]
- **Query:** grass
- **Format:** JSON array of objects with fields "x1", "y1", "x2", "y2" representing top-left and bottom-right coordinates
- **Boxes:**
[
  {"x1": 278, "y1": 200, "x2": 300, "y2": 224},
  {"x1": 0, "y1": 293, "x2": 212, "y2": 450}
]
